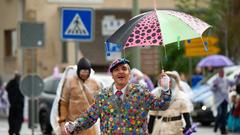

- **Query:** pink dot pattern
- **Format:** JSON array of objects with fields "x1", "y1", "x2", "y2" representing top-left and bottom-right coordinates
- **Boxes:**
[{"x1": 125, "y1": 11, "x2": 163, "y2": 48}]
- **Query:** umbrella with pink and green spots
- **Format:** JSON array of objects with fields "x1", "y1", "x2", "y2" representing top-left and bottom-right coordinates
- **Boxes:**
[{"x1": 107, "y1": 10, "x2": 211, "y2": 49}]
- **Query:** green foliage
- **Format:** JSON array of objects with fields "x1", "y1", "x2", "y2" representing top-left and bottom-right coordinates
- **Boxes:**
[
  {"x1": 162, "y1": 43, "x2": 188, "y2": 72},
  {"x1": 169, "y1": 0, "x2": 240, "y2": 78},
  {"x1": 175, "y1": 0, "x2": 240, "y2": 62},
  {"x1": 158, "y1": 43, "x2": 201, "y2": 75},
  {"x1": 175, "y1": 0, "x2": 195, "y2": 11},
  {"x1": 205, "y1": 0, "x2": 240, "y2": 61}
]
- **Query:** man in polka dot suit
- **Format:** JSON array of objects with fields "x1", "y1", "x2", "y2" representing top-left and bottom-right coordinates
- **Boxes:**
[{"x1": 65, "y1": 58, "x2": 171, "y2": 134}]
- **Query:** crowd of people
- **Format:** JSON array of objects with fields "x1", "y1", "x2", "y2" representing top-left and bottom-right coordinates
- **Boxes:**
[
  {"x1": 227, "y1": 73, "x2": 240, "y2": 133},
  {"x1": 61, "y1": 58, "x2": 195, "y2": 135},
  {"x1": 55, "y1": 58, "x2": 240, "y2": 135},
  {"x1": 1, "y1": 57, "x2": 240, "y2": 135}
]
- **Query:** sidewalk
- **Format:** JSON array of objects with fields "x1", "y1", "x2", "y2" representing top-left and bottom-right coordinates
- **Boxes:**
[{"x1": 0, "y1": 115, "x2": 42, "y2": 135}]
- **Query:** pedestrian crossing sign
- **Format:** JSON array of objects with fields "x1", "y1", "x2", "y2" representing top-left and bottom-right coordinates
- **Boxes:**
[{"x1": 61, "y1": 8, "x2": 94, "y2": 41}]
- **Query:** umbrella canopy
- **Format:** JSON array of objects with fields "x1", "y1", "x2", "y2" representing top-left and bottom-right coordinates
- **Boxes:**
[
  {"x1": 108, "y1": 10, "x2": 211, "y2": 49},
  {"x1": 197, "y1": 55, "x2": 234, "y2": 67}
]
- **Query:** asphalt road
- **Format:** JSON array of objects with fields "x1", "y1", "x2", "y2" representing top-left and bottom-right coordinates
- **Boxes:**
[
  {"x1": 0, "y1": 117, "x2": 42, "y2": 135},
  {"x1": 0, "y1": 116, "x2": 239, "y2": 135}
]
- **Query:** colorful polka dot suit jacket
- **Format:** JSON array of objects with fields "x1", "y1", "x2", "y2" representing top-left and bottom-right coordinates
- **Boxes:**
[{"x1": 72, "y1": 83, "x2": 171, "y2": 134}]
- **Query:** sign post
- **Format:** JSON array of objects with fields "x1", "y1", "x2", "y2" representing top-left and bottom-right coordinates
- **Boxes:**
[
  {"x1": 20, "y1": 74, "x2": 44, "y2": 135},
  {"x1": 61, "y1": 8, "x2": 94, "y2": 63},
  {"x1": 19, "y1": 22, "x2": 45, "y2": 135}
]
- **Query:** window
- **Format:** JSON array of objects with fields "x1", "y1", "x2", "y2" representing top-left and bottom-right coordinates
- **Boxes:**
[
  {"x1": 4, "y1": 29, "x2": 17, "y2": 57},
  {"x1": 62, "y1": 41, "x2": 68, "y2": 63}
]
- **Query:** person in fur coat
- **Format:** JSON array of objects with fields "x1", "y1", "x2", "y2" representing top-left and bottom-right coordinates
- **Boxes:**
[
  {"x1": 58, "y1": 57, "x2": 101, "y2": 135},
  {"x1": 148, "y1": 71, "x2": 193, "y2": 135}
]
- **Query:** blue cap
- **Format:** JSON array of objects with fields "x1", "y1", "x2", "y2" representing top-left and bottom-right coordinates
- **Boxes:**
[{"x1": 109, "y1": 58, "x2": 130, "y2": 72}]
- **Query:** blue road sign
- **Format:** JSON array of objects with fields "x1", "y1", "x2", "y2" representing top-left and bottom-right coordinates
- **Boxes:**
[
  {"x1": 105, "y1": 41, "x2": 122, "y2": 61},
  {"x1": 61, "y1": 8, "x2": 94, "y2": 41}
]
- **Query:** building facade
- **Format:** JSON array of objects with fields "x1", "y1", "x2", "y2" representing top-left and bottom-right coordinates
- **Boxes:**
[{"x1": 0, "y1": 0, "x2": 208, "y2": 81}]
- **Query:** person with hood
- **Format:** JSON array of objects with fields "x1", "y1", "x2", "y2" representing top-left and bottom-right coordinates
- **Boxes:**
[
  {"x1": 65, "y1": 58, "x2": 171, "y2": 134},
  {"x1": 148, "y1": 71, "x2": 193, "y2": 135},
  {"x1": 172, "y1": 71, "x2": 193, "y2": 100},
  {"x1": 57, "y1": 57, "x2": 101, "y2": 135},
  {"x1": 6, "y1": 71, "x2": 24, "y2": 135}
]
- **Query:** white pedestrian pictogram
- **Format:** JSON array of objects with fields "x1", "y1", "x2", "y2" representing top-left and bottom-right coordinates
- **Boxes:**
[{"x1": 65, "y1": 14, "x2": 89, "y2": 36}]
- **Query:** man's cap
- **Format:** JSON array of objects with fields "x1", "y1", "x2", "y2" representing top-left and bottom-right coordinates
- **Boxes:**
[{"x1": 109, "y1": 58, "x2": 130, "y2": 72}]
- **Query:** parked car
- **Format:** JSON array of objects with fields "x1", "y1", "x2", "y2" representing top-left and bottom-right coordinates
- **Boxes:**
[
  {"x1": 191, "y1": 65, "x2": 240, "y2": 125},
  {"x1": 38, "y1": 73, "x2": 113, "y2": 134}
]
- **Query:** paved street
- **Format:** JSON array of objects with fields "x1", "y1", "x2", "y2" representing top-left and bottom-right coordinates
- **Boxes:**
[
  {"x1": 0, "y1": 116, "x2": 42, "y2": 135},
  {"x1": 195, "y1": 126, "x2": 240, "y2": 135},
  {"x1": 0, "y1": 115, "x2": 239, "y2": 135}
]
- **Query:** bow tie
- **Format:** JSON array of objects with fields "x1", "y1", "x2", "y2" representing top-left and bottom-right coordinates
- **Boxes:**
[{"x1": 115, "y1": 90, "x2": 123, "y2": 97}]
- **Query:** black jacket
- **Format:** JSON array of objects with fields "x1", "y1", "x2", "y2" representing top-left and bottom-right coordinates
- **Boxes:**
[{"x1": 6, "y1": 78, "x2": 24, "y2": 108}]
